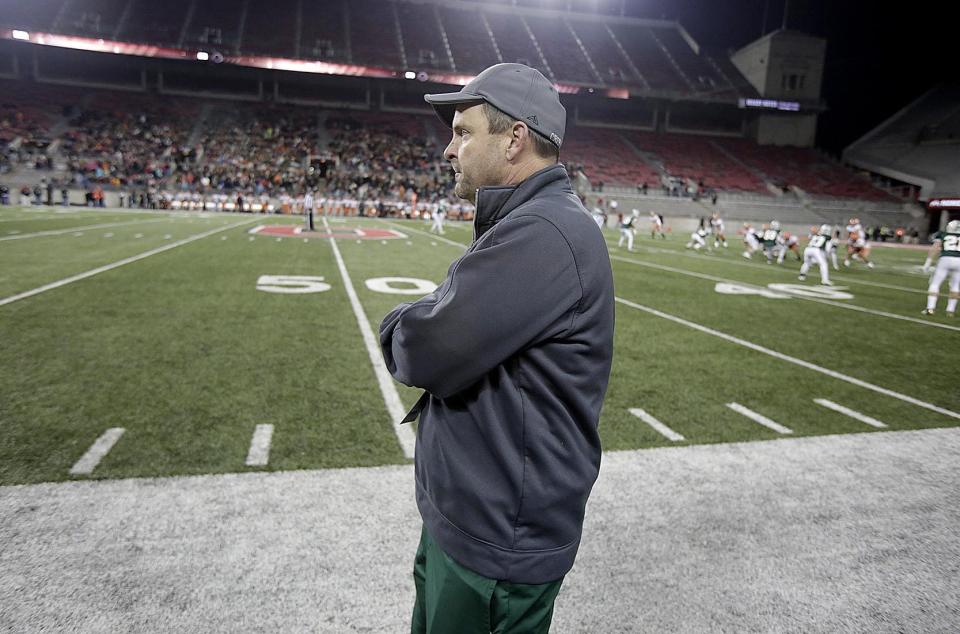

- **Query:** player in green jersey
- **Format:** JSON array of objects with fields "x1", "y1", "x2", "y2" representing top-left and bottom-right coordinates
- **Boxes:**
[{"x1": 921, "y1": 219, "x2": 960, "y2": 316}]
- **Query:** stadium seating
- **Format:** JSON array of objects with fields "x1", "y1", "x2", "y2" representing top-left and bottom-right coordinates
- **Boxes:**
[
  {"x1": 524, "y1": 15, "x2": 597, "y2": 85},
  {"x1": 396, "y1": 2, "x2": 454, "y2": 71},
  {"x1": 437, "y1": 6, "x2": 500, "y2": 74},
  {"x1": 561, "y1": 127, "x2": 661, "y2": 189}
]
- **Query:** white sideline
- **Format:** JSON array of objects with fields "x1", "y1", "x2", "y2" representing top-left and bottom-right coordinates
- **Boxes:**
[
  {"x1": 69, "y1": 428, "x2": 125, "y2": 475},
  {"x1": 0, "y1": 218, "x2": 168, "y2": 242},
  {"x1": 726, "y1": 402, "x2": 794, "y2": 434},
  {"x1": 384, "y1": 220, "x2": 468, "y2": 250},
  {"x1": 610, "y1": 254, "x2": 960, "y2": 333},
  {"x1": 322, "y1": 217, "x2": 416, "y2": 459},
  {"x1": 245, "y1": 424, "x2": 274, "y2": 467},
  {"x1": 0, "y1": 219, "x2": 257, "y2": 307},
  {"x1": 628, "y1": 408, "x2": 685, "y2": 441},
  {"x1": 814, "y1": 399, "x2": 888, "y2": 428},
  {"x1": 616, "y1": 297, "x2": 960, "y2": 421}
]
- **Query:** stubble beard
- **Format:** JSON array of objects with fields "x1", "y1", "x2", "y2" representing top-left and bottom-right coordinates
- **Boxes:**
[{"x1": 454, "y1": 174, "x2": 476, "y2": 204}]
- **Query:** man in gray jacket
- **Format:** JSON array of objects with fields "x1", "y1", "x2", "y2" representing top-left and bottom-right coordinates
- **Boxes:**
[{"x1": 379, "y1": 63, "x2": 615, "y2": 633}]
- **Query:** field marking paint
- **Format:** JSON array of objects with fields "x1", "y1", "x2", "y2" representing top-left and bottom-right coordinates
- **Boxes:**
[
  {"x1": 245, "y1": 424, "x2": 274, "y2": 466},
  {"x1": 616, "y1": 297, "x2": 960, "y2": 421},
  {"x1": 610, "y1": 254, "x2": 960, "y2": 333},
  {"x1": 384, "y1": 221, "x2": 469, "y2": 250},
  {"x1": 628, "y1": 408, "x2": 685, "y2": 441},
  {"x1": 604, "y1": 236, "x2": 930, "y2": 295},
  {"x1": 0, "y1": 218, "x2": 167, "y2": 242},
  {"x1": 69, "y1": 428, "x2": 125, "y2": 475},
  {"x1": 0, "y1": 219, "x2": 257, "y2": 308},
  {"x1": 814, "y1": 399, "x2": 888, "y2": 428},
  {"x1": 726, "y1": 403, "x2": 794, "y2": 434},
  {"x1": 322, "y1": 217, "x2": 416, "y2": 459}
]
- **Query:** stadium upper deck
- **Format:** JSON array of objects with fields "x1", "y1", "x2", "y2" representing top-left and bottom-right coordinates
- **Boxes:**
[{"x1": 0, "y1": 0, "x2": 756, "y2": 99}]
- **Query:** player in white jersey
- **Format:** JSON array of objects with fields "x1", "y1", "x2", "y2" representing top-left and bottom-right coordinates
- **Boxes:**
[
  {"x1": 430, "y1": 200, "x2": 447, "y2": 234},
  {"x1": 618, "y1": 209, "x2": 639, "y2": 251},
  {"x1": 592, "y1": 206, "x2": 605, "y2": 230},
  {"x1": 686, "y1": 219, "x2": 709, "y2": 251},
  {"x1": 921, "y1": 220, "x2": 960, "y2": 316},
  {"x1": 649, "y1": 211, "x2": 665, "y2": 239},
  {"x1": 741, "y1": 223, "x2": 761, "y2": 259},
  {"x1": 843, "y1": 217, "x2": 874, "y2": 268},
  {"x1": 777, "y1": 231, "x2": 801, "y2": 264},
  {"x1": 798, "y1": 224, "x2": 834, "y2": 285},
  {"x1": 710, "y1": 212, "x2": 727, "y2": 248}
]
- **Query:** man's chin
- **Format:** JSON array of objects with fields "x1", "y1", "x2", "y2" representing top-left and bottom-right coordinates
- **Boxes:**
[{"x1": 454, "y1": 181, "x2": 475, "y2": 203}]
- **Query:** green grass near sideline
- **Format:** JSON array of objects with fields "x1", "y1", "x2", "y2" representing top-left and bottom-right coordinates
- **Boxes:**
[{"x1": 0, "y1": 206, "x2": 955, "y2": 485}]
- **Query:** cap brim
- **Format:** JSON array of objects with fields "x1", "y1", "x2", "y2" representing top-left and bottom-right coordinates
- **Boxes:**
[{"x1": 423, "y1": 92, "x2": 485, "y2": 127}]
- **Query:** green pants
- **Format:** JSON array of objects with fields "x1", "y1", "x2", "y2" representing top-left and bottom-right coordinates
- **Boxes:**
[{"x1": 411, "y1": 526, "x2": 563, "y2": 634}]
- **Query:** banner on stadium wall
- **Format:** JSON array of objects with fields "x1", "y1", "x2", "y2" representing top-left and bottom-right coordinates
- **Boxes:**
[{"x1": 928, "y1": 198, "x2": 960, "y2": 209}]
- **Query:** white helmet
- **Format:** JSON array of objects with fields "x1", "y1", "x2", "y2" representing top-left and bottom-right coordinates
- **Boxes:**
[
  {"x1": 770, "y1": 220, "x2": 781, "y2": 230},
  {"x1": 819, "y1": 224, "x2": 832, "y2": 235},
  {"x1": 947, "y1": 220, "x2": 960, "y2": 233},
  {"x1": 632, "y1": 209, "x2": 639, "y2": 216}
]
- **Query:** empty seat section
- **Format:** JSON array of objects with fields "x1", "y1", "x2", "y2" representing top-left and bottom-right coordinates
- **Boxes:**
[
  {"x1": 608, "y1": 24, "x2": 688, "y2": 93},
  {"x1": 396, "y1": 2, "x2": 454, "y2": 71},
  {"x1": 484, "y1": 12, "x2": 551, "y2": 78},
  {"x1": 438, "y1": 6, "x2": 500, "y2": 74},
  {"x1": 568, "y1": 20, "x2": 641, "y2": 86},
  {"x1": 562, "y1": 127, "x2": 660, "y2": 188},
  {"x1": 122, "y1": 0, "x2": 192, "y2": 46},
  {"x1": 241, "y1": 0, "x2": 298, "y2": 57},
  {"x1": 300, "y1": 0, "x2": 349, "y2": 63},
  {"x1": 55, "y1": 0, "x2": 129, "y2": 39},
  {"x1": 182, "y1": 0, "x2": 244, "y2": 53},
  {"x1": 524, "y1": 15, "x2": 595, "y2": 84},
  {"x1": 653, "y1": 28, "x2": 727, "y2": 94},
  {"x1": 348, "y1": 0, "x2": 403, "y2": 67},
  {"x1": 0, "y1": 0, "x2": 63, "y2": 31}
]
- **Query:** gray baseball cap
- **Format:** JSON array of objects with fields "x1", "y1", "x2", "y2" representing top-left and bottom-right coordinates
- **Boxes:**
[{"x1": 424, "y1": 63, "x2": 566, "y2": 149}]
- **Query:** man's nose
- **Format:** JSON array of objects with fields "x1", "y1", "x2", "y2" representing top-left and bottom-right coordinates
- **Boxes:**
[{"x1": 443, "y1": 137, "x2": 458, "y2": 162}]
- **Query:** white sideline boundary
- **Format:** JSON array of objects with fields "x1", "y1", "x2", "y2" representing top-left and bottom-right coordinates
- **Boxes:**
[
  {"x1": 69, "y1": 428, "x2": 125, "y2": 475},
  {"x1": 726, "y1": 402, "x2": 793, "y2": 434},
  {"x1": 610, "y1": 254, "x2": 960, "y2": 333},
  {"x1": 629, "y1": 408, "x2": 685, "y2": 441},
  {"x1": 616, "y1": 297, "x2": 960, "y2": 421},
  {"x1": 814, "y1": 399, "x2": 888, "y2": 428},
  {"x1": 0, "y1": 218, "x2": 169, "y2": 242},
  {"x1": 245, "y1": 424, "x2": 274, "y2": 467},
  {"x1": 322, "y1": 217, "x2": 416, "y2": 459},
  {"x1": 0, "y1": 219, "x2": 257, "y2": 307}
]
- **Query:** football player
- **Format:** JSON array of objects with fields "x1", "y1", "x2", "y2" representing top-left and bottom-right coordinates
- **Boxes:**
[
  {"x1": 760, "y1": 220, "x2": 782, "y2": 264},
  {"x1": 777, "y1": 231, "x2": 802, "y2": 264},
  {"x1": 618, "y1": 209, "x2": 639, "y2": 251},
  {"x1": 921, "y1": 219, "x2": 960, "y2": 316},
  {"x1": 741, "y1": 223, "x2": 761, "y2": 259},
  {"x1": 798, "y1": 224, "x2": 834, "y2": 285},
  {"x1": 710, "y1": 212, "x2": 728, "y2": 248},
  {"x1": 843, "y1": 217, "x2": 875, "y2": 268},
  {"x1": 649, "y1": 211, "x2": 665, "y2": 239},
  {"x1": 686, "y1": 219, "x2": 709, "y2": 251}
]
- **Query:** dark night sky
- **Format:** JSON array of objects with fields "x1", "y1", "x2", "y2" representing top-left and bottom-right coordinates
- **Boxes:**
[{"x1": 623, "y1": 0, "x2": 956, "y2": 154}]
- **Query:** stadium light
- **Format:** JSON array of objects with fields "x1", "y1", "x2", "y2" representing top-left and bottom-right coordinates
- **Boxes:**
[
  {"x1": 196, "y1": 51, "x2": 209, "y2": 61},
  {"x1": 12, "y1": 30, "x2": 30, "y2": 41},
  {"x1": 404, "y1": 71, "x2": 416, "y2": 80}
]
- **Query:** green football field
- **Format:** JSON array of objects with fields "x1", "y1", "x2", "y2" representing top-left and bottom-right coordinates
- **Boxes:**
[{"x1": 1, "y1": 204, "x2": 957, "y2": 485}]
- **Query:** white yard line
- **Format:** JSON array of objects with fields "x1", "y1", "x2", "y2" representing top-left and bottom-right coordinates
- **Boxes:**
[
  {"x1": 0, "y1": 219, "x2": 257, "y2": 308},
  {"x1": 610, "y1": 254, "x2": 960, "y2": 333},
  {"x1": 616, "y1": 297, "x2": 960, "y2": 421},
  {"x1": 726, "y1": 402, "x2": 794, "y2": 434},
  {"x1": 606, "y1": 237, "x2": 929, "y2": 295},
  {"x1": 0, "y1": 218, "x2": 169, "y2": 241},
  {"x1": 69, "y1": 428, "x2": 125, "y2": 475},
  {"x1": 814, "y1": 399, "x2": 888, "y2": 428},
  {"x1": 322, "y1": 217, "x2": 416, "y2": 459},
  {"x1": 245, "y1": 424, "x2": 275, "y2": 467},
  {"x1": 628, "y1": 408, "x2": 685, "y2": 441}
]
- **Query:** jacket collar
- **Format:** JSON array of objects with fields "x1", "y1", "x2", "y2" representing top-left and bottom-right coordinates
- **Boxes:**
[{"x1": 472, "y1": 164, "x2": 571, "y2": 241}]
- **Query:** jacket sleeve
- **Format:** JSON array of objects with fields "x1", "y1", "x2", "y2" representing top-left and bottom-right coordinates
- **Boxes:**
[{"x1": 379, "y1": 214, "x2": 582, "y2": 399}]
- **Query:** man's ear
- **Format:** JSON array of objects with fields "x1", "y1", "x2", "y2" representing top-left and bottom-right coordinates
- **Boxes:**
[{"x1": 505, "y1": 121, "x2": 528, "y2": 161}]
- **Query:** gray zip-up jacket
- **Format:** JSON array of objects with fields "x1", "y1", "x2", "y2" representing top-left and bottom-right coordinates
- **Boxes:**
[{"x1": 379, "y1": 164, "x2": 614, "y2": 584}]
